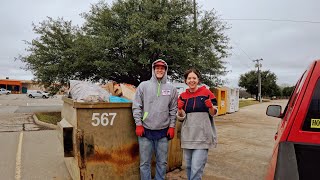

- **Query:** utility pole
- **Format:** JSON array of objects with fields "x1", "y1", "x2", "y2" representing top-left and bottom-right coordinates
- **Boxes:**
[
  {"x1": 193, "y1": 0, "x2": 197, "y2": 29},
  {"x1": 253, "y1": 58, "x2": 263, "y2": 102},
  {"x1": 192, "y1": 0, "x2": 198, "y2": 60}
]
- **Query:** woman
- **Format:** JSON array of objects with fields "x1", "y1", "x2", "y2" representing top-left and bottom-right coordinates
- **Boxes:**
[{"x1": 177, "y1": 68, "x2": 218, "y2": 180}]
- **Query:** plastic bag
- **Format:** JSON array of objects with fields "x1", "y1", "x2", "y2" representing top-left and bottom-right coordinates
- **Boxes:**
[{"x1": 68, "y1": 80, "x2": 111, "y2": 102}]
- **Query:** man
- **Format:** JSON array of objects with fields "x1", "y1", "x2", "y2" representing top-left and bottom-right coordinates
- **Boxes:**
[{"x1": 132, "y1": 59, "x2": 178, "y2": 180}]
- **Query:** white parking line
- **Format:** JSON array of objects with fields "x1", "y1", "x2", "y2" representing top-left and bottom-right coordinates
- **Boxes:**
[
  {"x1": 26, "y1": 103, "x2": 62, "y2": 106},
  {"x1": 15, "y1": 131, "x2": 23, "y2": 180}
]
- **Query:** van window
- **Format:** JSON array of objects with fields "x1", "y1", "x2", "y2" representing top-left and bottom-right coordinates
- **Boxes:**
[{"x1": 302, "y1": 77, "x2": 320, "y2": 132}]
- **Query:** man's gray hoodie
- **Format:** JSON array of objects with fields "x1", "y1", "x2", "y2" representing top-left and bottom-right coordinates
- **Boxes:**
[{"x1": 132, "y1": 59, "x2": 178, "y2": 130}]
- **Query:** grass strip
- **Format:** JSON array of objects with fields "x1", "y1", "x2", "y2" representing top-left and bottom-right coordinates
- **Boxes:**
[
  {"x1": 35, "y1": 112, "x2": 61, "y2": 125},
  {"x1": 239, "y1": 100, "x2": 260, "y2": 108}
]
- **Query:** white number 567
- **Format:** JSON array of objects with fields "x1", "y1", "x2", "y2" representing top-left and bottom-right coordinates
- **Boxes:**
[{"x1": 91, "y1": 113, "x2": 117, "y2": 126}]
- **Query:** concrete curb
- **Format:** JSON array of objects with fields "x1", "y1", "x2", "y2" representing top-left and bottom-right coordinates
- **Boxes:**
[{"x1": 33, "y1": 114, "x2": 58, "y2": 130}]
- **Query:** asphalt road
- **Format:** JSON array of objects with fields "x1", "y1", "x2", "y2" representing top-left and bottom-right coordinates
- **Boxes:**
[
  {"x1": 21, "y1": 131, "x2": 70, "y2": 180},
  {"x1": 0, "y1": 94, "x2": 62, "y2": 132},
  {"x1": 0, "y1": 94, "x2": 70, "y2": 179},
  {"x1": 15, "y1": 105, "x2": 62, "y2": 113},
  {"x1": 0, "y1": 132, "x2": 19, "y2": 179}
]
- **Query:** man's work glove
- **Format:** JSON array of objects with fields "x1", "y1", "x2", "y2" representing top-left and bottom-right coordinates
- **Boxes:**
[
  {"x1": 178, "y1": 99, "x2": 185, "y2": 110},
  {"x1": 136, "y1": 125, "x2": 144, "y2": 137},
  {"x1": 167, "y1": 127, "x2": 175, "y2": 139},
  {"x1": 205, "y1": 99, "x2": 213, "y2": 109}
]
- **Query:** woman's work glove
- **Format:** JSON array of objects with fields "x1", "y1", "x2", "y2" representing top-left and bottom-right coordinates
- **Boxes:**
[
  {"x1": 167, "y1": 127, "x2": 175, "y2": 139},
  {"x1": 205, "y1": 99, "x2": 213, "y2": 108},
  {"x1": 178, "y1": 99, "x2": 185, "y2": 110},
  {"x1": 135, "y1": 125, "x2": 144, "y2": 137}
]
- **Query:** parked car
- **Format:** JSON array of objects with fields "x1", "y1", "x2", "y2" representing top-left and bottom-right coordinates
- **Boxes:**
[
  {"x1": 0, "y1": 88, "x2": 11, "y2": 95},
  {"x1": 265, "y1": 60, "x2": 320, "y2": 180},
  {"x1": 27, "y1": 90, "x2": 49, "y2": 99}
]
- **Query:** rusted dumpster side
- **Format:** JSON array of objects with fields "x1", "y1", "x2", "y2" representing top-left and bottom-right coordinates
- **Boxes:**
[
  {"x1": 58, "y1": 97, "x2": 182, "y2": 180},
  {"x1": 167, "y1": 121, "x2": 183, "y2": 171},
  {"x1": 59, "y1": 97, "x2": 139, "y2": 180}
]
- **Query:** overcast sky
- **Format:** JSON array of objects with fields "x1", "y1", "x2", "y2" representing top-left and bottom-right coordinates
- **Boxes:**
[{"x1": 1, "y1": 0, "x2": 319, "y2": 87}]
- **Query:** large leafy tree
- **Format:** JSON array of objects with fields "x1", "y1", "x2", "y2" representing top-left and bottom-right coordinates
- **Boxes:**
[
  {"x1": 239, "y1": 70, "x2": 280, "y2": 100},
  {"x1": 17, "y1": 17, "x2": 82, "y2": 93},
  {"x1": 18, "y1": 0, "x2": 230, "y2": 89},
  {"x1": 282, "y1": 86, "x2": 294, "y2": 98}
]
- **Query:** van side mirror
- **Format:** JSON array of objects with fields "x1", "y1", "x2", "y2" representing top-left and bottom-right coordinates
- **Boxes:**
[{"x1": 266, "y1": 105, "x2": 282, "y2": 118}]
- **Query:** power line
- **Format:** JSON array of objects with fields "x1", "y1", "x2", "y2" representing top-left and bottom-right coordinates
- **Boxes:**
[
  {"x1": 222, "y1": 18, "x2": 320, "y2": 24},
  {"x1": 231, "y1": 40, "x2": 253, "y2": 61},
  {"x1": 229, "y1": 40, "x2": 256, "y2": 70},
  {"x1": 229, "y1": 48, "x2": 252, "y2": 69}
]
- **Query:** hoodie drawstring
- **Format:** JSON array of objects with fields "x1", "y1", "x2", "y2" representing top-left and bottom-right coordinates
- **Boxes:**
[{"x1": 157, "y1": 81, "x2": 161, "y2": 97}]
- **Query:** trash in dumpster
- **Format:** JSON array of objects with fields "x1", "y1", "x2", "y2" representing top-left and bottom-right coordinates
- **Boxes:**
[
  {"x1": 109, "y1": 96, "x2": 131, "y2": 102},
  {"x1": 68, "y1": 80, "x2": 111, "y2": 102},
  {"x1": 102, "y1": 82, "x2": 136, "y2": 101}
]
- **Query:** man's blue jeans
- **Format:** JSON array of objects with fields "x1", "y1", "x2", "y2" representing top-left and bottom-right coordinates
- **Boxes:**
[
  {"x1": 138, "y1": 136, "x2": 168, "y2": 180},
  {"x1": 184, "y1": 149, "x2": 208, "y2": 180}
]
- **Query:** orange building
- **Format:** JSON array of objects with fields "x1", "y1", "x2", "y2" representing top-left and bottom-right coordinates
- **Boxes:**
[
  {"x1": 0, "y1": 79, "x2": 46, "y2": 94},
  {"x1": 21, "y1": 80, "x2": 46, "y2": 93},
  {"x1": 0, "y1": 79, "x2": 22, "y2": 94}
]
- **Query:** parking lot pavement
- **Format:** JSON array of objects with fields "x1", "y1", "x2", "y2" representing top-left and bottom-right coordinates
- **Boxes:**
[
  {"x1": 0, "y1": 94, "x2": 70, "y2": 179},
  {"x1": 0, "y1": 94, "x2": 63, "y2": 132},
  {"x1": 15, "y1": 105, "x2": 62, "y2": 113},
  {"x1": 0, "y1": 94, "x2": 63, "y2": 107},
  {"x1": 0, "y1": 132, "x2": 20, "y2": 180},
  {"x1": 21, "y1": 131, "x2": 71, "y2": 180}
]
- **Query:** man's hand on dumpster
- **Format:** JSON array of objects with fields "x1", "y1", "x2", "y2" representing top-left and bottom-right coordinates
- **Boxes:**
[
  {"x1": 136, "y1": 125, "x2": 144, "y2": 137},
  {"x1": 205, "y1": 99, "x2": 213, "y2": 109},
  {"x1": 167, "y1": 127, "x2": 175, "y2": 139}
]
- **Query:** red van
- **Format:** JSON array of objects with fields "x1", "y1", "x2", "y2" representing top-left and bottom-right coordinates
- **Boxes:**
[{"x1": 265, "y1": 60, "x2": 320, "y2": 180}]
